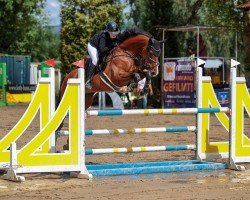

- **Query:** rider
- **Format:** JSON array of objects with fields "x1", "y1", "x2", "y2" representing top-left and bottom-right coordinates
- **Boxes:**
[{"x1": 85, "y1": 21, "x2": 120, "y2": 89}]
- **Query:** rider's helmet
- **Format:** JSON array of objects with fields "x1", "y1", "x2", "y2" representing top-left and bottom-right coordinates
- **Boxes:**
[
  {"x1": 106, "y1": 22, "x2": 119, "y2": 32},
  {"x1": 106, "y1": 22, "x2": 119, "y2": 38}
]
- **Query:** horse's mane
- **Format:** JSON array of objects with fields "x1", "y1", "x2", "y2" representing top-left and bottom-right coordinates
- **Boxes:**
[{"x1": 117, "y1": 28, "x2": 152, "y2": 44}]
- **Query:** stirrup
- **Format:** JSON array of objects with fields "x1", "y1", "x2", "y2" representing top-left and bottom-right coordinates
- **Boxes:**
[{"x1": 85, "y1": 80, "x2": 92, "y2": 89}]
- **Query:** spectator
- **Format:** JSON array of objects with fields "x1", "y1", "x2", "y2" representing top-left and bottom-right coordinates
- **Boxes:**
[
  {"x1": 136, "y1": 78, "x2": 153, "y2": 109},
  {"x1": 118, "y1": 92, "x2": 131, "y2": 109},
  {"x1": 187, "y1": 34, "x2": 208, "y2": 75},
  {"x1": 187, "y1": 34, "x2": 207, "y2": 57}
]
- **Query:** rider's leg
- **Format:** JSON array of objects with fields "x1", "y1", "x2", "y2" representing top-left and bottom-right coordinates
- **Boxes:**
[
  {"x1": 85, "y1": 62, "x2": 96, "y2": 89},
  {"x1": 86, "y1": 43, "x2": 98, "y2": 89},
  {"x1": 142, "y1": 94, "x2": 147, "y2": 109}
]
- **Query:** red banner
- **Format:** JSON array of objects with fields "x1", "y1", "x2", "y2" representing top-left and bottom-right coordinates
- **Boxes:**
[
  {"x1": 72, "y1": 59, "x2": 85, "y2": 68},
  {"x1": 45, "y1": 58, "x2": 55, "y2": 67}
]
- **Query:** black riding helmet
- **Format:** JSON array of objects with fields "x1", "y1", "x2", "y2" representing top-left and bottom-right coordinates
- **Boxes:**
[{"x1": 106, "y1": 22, "x2": 119, "y2": 32}]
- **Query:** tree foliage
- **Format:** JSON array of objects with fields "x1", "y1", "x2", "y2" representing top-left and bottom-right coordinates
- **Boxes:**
[
  {"x1": 201, "y1": 0, "x2": 250, "y2": 77},
  {"x1": 32, "y1": 24, "x2": 60, "y2": 61},
  {"x1": 128, "y1": 0, "x2": 249, "y2": 66},
  {"x1": 0, "y1": 0, "x2": 58, "y2": 59},
  {"x1": 241, "y1": 5, "x2": 250, "y2": 72},
  {"x1": 128, "y1": 0, "x2": 179, "y2": 106},
  {"x1": 60, "y1": 0, "x2": 123, "y2": 73},
  {"x1": 127, "y1": 0, "x2": 250, "y2": 104}
]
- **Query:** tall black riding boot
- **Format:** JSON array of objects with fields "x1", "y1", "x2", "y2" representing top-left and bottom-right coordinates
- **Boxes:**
[{"x1": 85, "y1": 63, "x2": 96, "y2": 89}]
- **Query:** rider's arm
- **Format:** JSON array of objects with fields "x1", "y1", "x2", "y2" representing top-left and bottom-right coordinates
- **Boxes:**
[
  {"x1": 149, "y1": 83, "x2": 153, "y2": 96},
  {"x1": 98, "y1": 35, "x2": 111, "y2": 55}
]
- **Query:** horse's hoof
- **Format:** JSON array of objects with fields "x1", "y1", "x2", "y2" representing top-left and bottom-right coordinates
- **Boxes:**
[
  {"x1": 63, "y1": 144, "x2": 69, "y2": 150},
  {"x1": 85, "y1": 81, "x2": 92, "y2": 89},
  {"x1": 120, "y1": 86, "x2": 128, "y2": 93},
  {"x1": 85, "y1": 85, "x2": 92, "y2": 90}
]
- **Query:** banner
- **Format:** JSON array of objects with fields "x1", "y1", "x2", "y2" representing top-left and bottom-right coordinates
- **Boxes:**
[
  {"x1": 162, "y1": 58, "x2": 195, "y2": 108},
  {"x1": 214, "y1": 89, "x2": 230, "y2": 107},
  {"x1": 7, "y1": 85, "x2": 37, "y2": 93}
]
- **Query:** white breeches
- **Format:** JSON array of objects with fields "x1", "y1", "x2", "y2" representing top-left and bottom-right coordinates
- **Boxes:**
[{"x1": 87, "y1": 43, "x2": 98, "y2": 66}]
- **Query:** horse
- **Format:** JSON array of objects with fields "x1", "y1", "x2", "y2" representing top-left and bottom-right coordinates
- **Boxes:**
[{"x1": 58, "y1": 29, "x2": 164, "y2": 110}]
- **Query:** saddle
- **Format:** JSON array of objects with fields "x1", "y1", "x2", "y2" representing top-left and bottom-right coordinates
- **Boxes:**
[
  {"x1": 85, "y1": 49, "x2": 113, "y2": 76},
  {"x1": 84, "y1": 58, "x2": 104, "y2": 76},
  {"x1": 84, "y1": 57, "x2": 112, "y2": 85}
]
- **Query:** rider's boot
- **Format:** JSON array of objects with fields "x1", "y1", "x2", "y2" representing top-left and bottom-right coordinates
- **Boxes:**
[{"x1": 85, "y1": 63, "x2": 96, "y2": 89}]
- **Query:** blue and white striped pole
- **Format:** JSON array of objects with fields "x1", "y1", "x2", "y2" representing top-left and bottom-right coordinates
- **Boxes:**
[
  {"x1": 87, "y1": 107, "x2": 229, "y2": 116},
  {"x1": 56, "y1": 126, "x2": 196, "y2": 136},
  {"x1": 86, "y1": 144, "x2": 196, "y2": 155}
]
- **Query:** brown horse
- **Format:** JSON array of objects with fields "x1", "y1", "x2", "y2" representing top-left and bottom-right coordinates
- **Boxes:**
[{"x1": 58, "y1": 29, "x2": 163, "y2": 110}]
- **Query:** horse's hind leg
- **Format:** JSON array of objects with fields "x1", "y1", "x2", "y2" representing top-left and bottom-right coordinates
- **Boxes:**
[
  {"x1": 56, "y1": 120, "x2": 64, "y2": 132},
  {"x1": 56, "y1": 96, "x2": 64, "y2": 132},
  {"x1": 56, "y1": 91, "x2": 94, "y2": 133},
  {"x1": 85, "y1": 93, "x2": 95, "y2": 110},
  {"x1": 62, "y1": 92, "x2": 95, "y2": 150},
  {"x1": 55, "y1": 77, "x2": 68, "y2": 132}
]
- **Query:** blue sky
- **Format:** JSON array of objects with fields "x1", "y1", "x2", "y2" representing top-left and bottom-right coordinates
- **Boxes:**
[{"x1": 45, "y1": 0, "x2": 61, "y2": 26}]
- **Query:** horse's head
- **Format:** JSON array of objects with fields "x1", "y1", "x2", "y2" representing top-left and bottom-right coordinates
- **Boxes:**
[
  {"x1": 141, "y1": 37, "x2": 163, "y2": 77},
  {"x1": 117, "y1": 29, "x2": 165, "y2": 78}
]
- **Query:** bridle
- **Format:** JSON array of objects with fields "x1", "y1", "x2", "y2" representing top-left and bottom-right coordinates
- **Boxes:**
[{"x1": 140, "y1": 45, "x2": 160, "y2": 76}]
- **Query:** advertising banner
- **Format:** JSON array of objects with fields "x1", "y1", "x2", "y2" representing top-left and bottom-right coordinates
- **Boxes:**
[
  {"x1": 162, "y1": 58, "x2": 196, "y2": 108},
  {"x1": 214, "y1": 89, "x2": 230, "y2": 107}
]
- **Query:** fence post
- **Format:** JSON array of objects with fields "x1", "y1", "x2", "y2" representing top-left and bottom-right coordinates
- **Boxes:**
[{"x1": 0, "y1": 63, "x2": 7, "y2": 106}]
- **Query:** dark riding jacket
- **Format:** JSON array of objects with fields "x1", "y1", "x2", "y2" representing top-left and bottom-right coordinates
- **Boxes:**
[{"x1": 90, "y1": 31, "x2": 118, "y2": 63}]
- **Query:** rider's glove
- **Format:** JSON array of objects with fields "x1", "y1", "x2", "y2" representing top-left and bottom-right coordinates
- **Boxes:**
[{"x1": 109, "y1": 43, "x2": 116, "y2": 50}]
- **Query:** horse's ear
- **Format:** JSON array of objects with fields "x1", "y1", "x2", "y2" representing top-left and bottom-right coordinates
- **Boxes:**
[
  {"x1": 148, "y1": 38, "x2": 162, "y2": 57},
  {"x1": 148, "y1": 37, "x2": 153, "y2": 46},
  {"x1": 159, "y1": 39, "x2": 167, "y2": 44}
]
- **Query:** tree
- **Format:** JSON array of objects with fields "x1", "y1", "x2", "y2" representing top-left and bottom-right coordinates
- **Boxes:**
[
  {"x1": 32, "y1": 24, "x2": 60, "y2": 61},
  {"x1": 60, "y1": 0, "x2": 123, "y2": 74},
  {"x1": 127, "y1": 0, "x2": 250, "y2": 106},
  {"x1": 240, "y1": 3, "x2": 250, "y2": 74},
  {"x1": 128, "y1": 0, "x2": 250, "y2": 71},
  {"x1": 128, "y1": 0, "x2": 185, "y2": 107},
  {"x1": 0, "y1": 0, "x2": 46, "y2": 57}
]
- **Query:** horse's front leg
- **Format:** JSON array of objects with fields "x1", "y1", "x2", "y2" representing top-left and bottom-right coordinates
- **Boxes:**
[
  {"x1": 126, "y1": 73, "x2": 141, "y2": 92},
  {"x1": 132, "y1": 72, "x2": 141, "y2": 82},
  {"x1": 85, "y1": 93, "x2": 95, "y2": 110}
]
